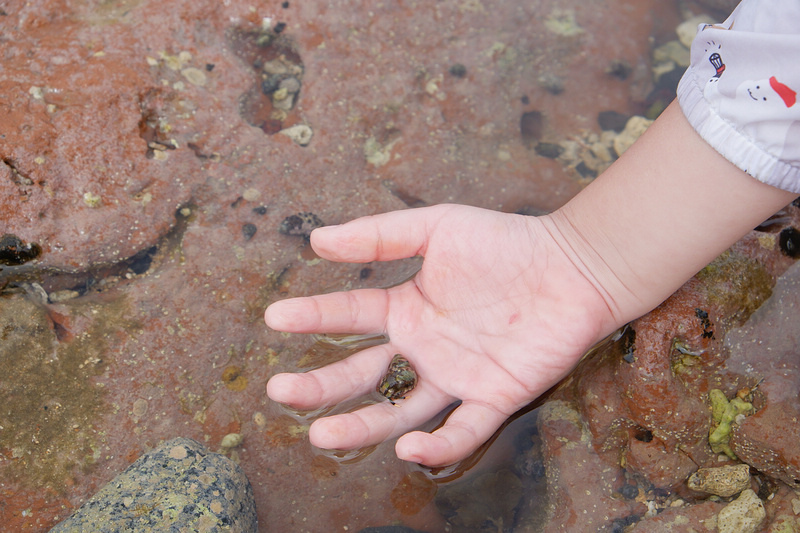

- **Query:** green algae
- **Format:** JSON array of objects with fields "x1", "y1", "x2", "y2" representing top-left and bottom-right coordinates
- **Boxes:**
[
  {"x1": 697, "y1": 251, "x2": 773, "y2": 326},
  {"x1": 708, "y1": 389, "x2": 753, "y2": 460},
  {"x1": 670, "y1": 337, "x2": 704, "y2": 377},
  {"x1": 0, "y1": 293, "x2": 135, "y2": 490}
]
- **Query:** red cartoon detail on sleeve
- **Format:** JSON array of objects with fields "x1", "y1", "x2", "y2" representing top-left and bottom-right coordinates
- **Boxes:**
[
  {"x1": 770, "y1": 76, "x2": 797, "y2": 108},
  {"x1": 709, "y1": 52, "x2": 725, "y2": 79}
]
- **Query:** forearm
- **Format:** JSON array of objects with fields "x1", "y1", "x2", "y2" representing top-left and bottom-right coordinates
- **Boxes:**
[{"x1": 543, "y1": 101, "x2": 796, "y2": 333}]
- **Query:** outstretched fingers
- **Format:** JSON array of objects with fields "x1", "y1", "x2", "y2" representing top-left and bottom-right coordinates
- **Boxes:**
[
  {"x1": 394, "y1": 400, "x2": 512, "y2": 467},
  {"x1": 266, "y1": 344, "x2": 396, "y2": 410},
  {"x1": 308, "y1": 386, "x2": 454, "y2": 451},
  {"x1": 310, "y1": 205, "x2": 455, "y2": 263},
  {"x1": 265, "y1": 287, "x2": 392, "y2": 334}
]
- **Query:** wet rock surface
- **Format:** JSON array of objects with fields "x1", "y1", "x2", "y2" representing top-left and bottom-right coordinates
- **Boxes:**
[
  {"x1": 536, "y1": 400, "x2": 643, "y2": 531},
  {"x1": 538, "y1": 212, "x2": 800, "y2": 531},
  {"x1": 5, "y1": 1, "x2": 799, "y2": 532},
  {"x1": 725, "y1": 260, "x2": 800, "y2": 488},
  {"x1": 687, "y1": 464, "x2": 752, "y2": 498},
  {"x1": 717, "y1": 489, "x2": 766, "y2": 533},
  {"x1": 435, "y1": 469, "x2": 523, "y2": 531},
  {"x1": 50, "y1": 437, "x2": 256, "y2": 532}
]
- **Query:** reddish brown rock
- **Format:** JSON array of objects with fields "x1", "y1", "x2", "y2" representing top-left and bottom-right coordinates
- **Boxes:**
[
  {"x1": 537, "y1": 400, "x2": 644, "y2": 532},
  {"x1": 725, "y1": 261, "x2": 800, "y2": 489},
  {"x1": 4, "y1": 0, "x2": 789, "y2": 531},
  {"x1": 628, "y1": 500, "x2": 725, "y2": 532},
  {"x1": 624, "y1": 437, "x2": 698, "y2": 491},
  {"x1": 536, "y1": 210, "x2": 800, "y2": 532},
  {"x1": 0, "y1": 12, "x2": 197, "y2": 270}
]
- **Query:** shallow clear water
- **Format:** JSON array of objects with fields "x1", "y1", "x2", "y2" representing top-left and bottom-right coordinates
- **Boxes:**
[{"x1": 0, "y1": 0, "x2": 736, "y2": 530}]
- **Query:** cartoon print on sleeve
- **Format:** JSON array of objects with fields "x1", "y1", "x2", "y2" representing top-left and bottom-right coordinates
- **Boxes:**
[
  {"x1": 768, "y1": 76, "x2": 797, "y2": 108},
  {"x1": 708, "y1": 50, "x2": 725, "y2": 80},
  {"x1": 697, "y1": 25, "x2": 799, "y2": 162}
]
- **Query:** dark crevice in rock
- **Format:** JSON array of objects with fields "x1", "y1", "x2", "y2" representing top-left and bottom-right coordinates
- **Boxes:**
[
  {"x1": 0, "y1": 234, "x2": 42, "y2": 266},
  {"x1": 128, "y1": 245, "x2": 158, "y2": 275},
  {"x1": 2, "y1": 157, "x2": 34, "y2": 186},
  {"x1": 0, "y1": 204, "x2": 195, "y2": 298}
]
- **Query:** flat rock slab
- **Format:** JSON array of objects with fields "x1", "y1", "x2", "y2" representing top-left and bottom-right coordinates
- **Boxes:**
[{"x1": 50, "y1": 437, "x2": 256, "y2": 533}]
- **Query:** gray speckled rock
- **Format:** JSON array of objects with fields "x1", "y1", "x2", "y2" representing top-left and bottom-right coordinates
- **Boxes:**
[
  {"x1": 51, "y1": 437, "x2": 257, "y2": 533},
  {"x1": 717, "y1": 489, "x2": 765, "y2": 533}
]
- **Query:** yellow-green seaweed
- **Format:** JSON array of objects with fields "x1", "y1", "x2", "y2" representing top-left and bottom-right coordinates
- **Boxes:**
[{"x1": 708, "y1": 389, "x2": 753, "y2": 460}]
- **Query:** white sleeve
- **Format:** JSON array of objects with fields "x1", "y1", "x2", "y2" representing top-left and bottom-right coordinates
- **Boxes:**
[{"x1": 676, "y1": 0, "x2": 800, "y2": 193}]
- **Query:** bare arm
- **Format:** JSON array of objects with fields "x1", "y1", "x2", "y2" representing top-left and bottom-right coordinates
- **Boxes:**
[{"x1": 545, "y1": 100, "x2": 796, "y2": 333}]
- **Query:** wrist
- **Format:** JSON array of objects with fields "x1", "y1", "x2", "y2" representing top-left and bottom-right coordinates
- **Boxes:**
[
  {"x1": 541, "y1": 102, "x2": 795, "y2": 332},
  {"x1": 538, "y1": 209, "x2": 635, "y2": 336}
]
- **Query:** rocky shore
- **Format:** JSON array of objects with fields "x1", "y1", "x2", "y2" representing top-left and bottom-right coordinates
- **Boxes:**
[{"x1": 2, "y1": 0, "x2": 796, "y2": 531}]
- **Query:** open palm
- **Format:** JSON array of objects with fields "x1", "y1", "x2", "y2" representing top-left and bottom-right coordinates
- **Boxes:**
[{"x1": 265, "y1": 204, "x2": 614, "y2": 466}]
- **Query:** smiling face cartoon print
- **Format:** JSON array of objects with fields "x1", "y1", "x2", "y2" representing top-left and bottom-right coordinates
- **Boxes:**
[
  {"x1": 732, "y1": 76, "x2": 796, "y2": 113},
  {"x1": 699, "y1": 38, "x2": 799, "y2": 161},
  {"x1": 717, "y1": 74, "x2": 798, "y2": 159}
]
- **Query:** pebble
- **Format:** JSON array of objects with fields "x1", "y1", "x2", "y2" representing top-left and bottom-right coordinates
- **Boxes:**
[
  {"x1": 221, "y1": 433, "x2": 244, "y2": 449},
  {"x1": 279, "y1": 212, "x2": 324, "y2": 239},
  {"x1": 537, "y1": 72, "x2": 564, "y2": 94},
  {"x1": 48, "y1": 289, "x2": 80, "y2": 303},
  {"x1": 779, "y1": 227, "x2": 800, "y2": 257},
  {"x1": 83, "y1": 191, "x2": 102, "y2": 208},
  {"x1": 181, "y1": 67, "x2": 207, "y2": 86},
  {"x1": 242, "y1": 188, "x2": 260, "y2": 202},
  {"x1": 448, "y1": 63, "x2": 467, "y2": 78},
  {"x1": 716, "y1": 489, "x2": 765, "y2": 533},
  {"x1": 278, "y1": 76, "x2": 301, "y2": 94},
  {"x1": 242, "y1": 223, "x2": 257, "y2": 240},
  {"x1": 618, "y1": 483, "x2": 639, "y2": 500},
  {"x1": 131, "y1": 398, "x2": 148, "y2": 418},
  {"x1": 50, "y1": 437, "x2": 257, "y2": 532},
  {"x1": 687, "y1": 464, "x2": 751, "y2": 497},
  {"x1": 534, "y1": 142, "x2": 564, "y2": 159},
  {"x1": 520, "y1": 110, "x2": 544, "y2": 143},
  {"x1": 279, "y1": 124, "x2": 313, "y2": 146}
]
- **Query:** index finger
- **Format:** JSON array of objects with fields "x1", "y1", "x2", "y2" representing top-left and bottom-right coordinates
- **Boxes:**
[{"x1": 310, "y1": 204, "x2": 461, "y2": 263}]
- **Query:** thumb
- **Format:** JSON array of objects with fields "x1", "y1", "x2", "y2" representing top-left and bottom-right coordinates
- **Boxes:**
[{"x1": 310, "y1": 205, "x2": 453, "y2": 263}]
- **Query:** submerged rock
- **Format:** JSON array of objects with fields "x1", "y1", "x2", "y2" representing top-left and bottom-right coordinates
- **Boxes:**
[
  {"x1": 725, "y1": 261, "x2": 800, "y2": 488},
  {"x1": 435, "y1": 469, "x2": 522, "y2": 532},
  {"x1": 50, "y1": 438, "x2": 257, "y2": 532},
  {"x1": 716, "y1": 489, "x2": 765, "y2": 533},
  {"x1": 687, "y1": 464, "x2": 751, "y2": 498},
  {"x1": 538, "y1": 206, "x2": 800, "y2": 530}
]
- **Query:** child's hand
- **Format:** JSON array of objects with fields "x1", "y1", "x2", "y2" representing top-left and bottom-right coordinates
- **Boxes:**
[
  {"x1": 264, "y1": 102, "x2": 799, "y2": 467},
  {"x1": 265, "y1": 204, "x2": 613, "y2": 466}
]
